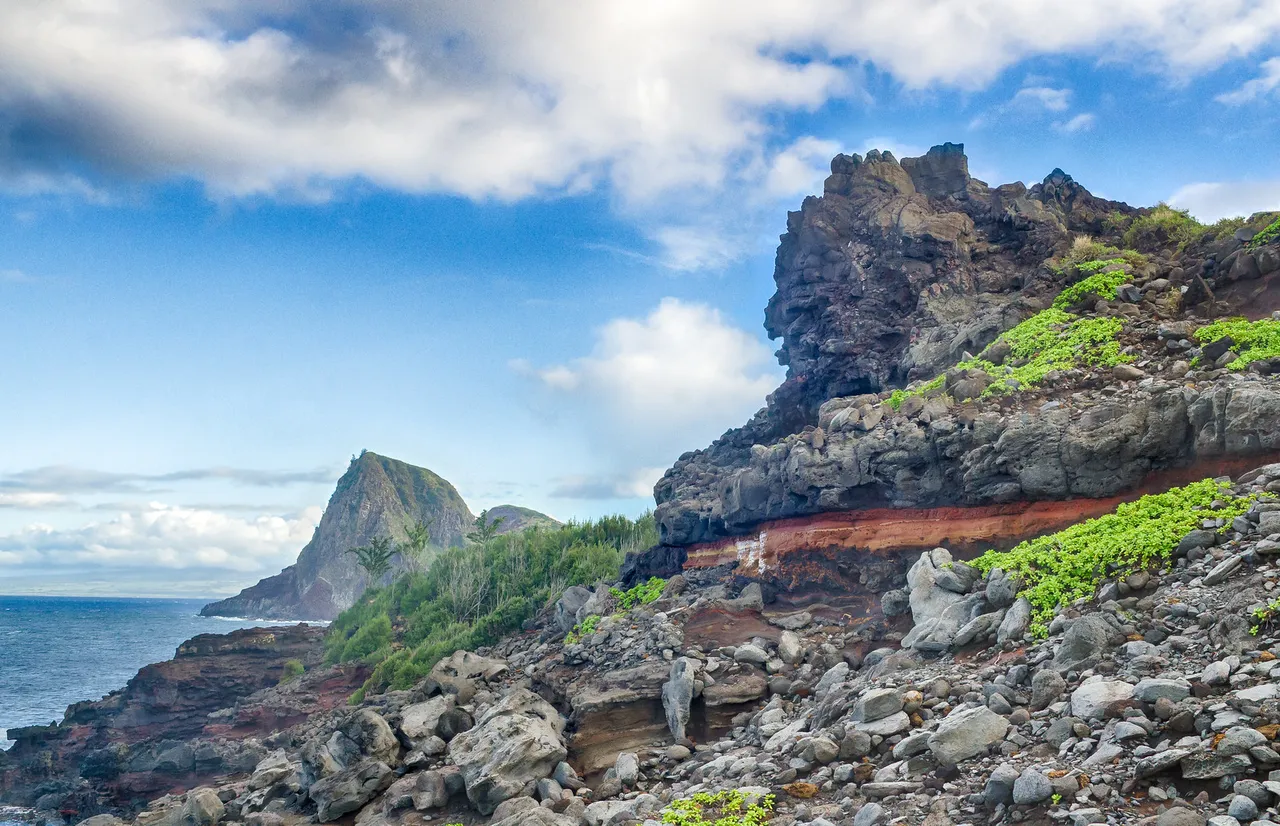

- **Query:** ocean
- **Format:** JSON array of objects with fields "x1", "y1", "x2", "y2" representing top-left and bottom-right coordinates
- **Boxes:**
[{"x1": 0, "y1": 595, "x2": 312, "y2": 753}]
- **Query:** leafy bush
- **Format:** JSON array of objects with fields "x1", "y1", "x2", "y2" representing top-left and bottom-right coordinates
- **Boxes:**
[
  {"x1": 1122, "y1": 203, "x2": 1204, "y2": 251},
  {"x1": 1053, "y1": 267, "x2": 1131, "y2": 309},
  {"x1": 564, "y1": 613, "x2": 600, "y2": 645},
  {"x1": 1060, "y1": 238, "x2": 1148, "y2": 271},
  {"x1": 611, "y1": 576, "x2": 666, "y2": 610},
  {"x1": 661, "y1": 790, "x2": 775, "y2": 826},
  {"x1": 1194, "y1": 318, "x2": 1280, "y2": 370},
  {"x1": 1251, "y1": 214, "x2": 1280, "y2": 249},
  {"x1": 1208, "y1": 216, "x2": 1248, "y2": 240},
  {"x1": 279, "y1": 659, "x2": 305, "y2": 684},
  {"x1": 972, "y1": 479, "x2": 1262, "y2": 635},
  {"x1": 324, "y1": 513, "x2": 658, "y2": 696}
]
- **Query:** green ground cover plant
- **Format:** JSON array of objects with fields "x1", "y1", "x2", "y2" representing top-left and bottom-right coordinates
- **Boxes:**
[
  {"x1": 1052, "y1": 267, "x2": 1130, "y2": 309},
  {"x1": 1250, "y1": 214, "x2": 1280, "y2": 249},
  {"x1": 564, "y1": 613, "x2": 600, "y2": 645},
  {"x1": 1194, "y1": 318, "x2": 1280, "y2": 370},
  {"x1": 611, "y1": 576, "x2": 666, "y2": 610},
  {"x1": 324, "y1": 513, "x2": 658, "y2": 700},
  {"x1": 661, "y1": 790, "x2": 775, "y2": 826},
  {"x1": 972, "y1": 479, "x2": 1261, "y2": 635}
]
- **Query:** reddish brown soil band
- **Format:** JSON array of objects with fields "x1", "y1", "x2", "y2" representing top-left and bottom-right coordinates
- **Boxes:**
[{"x1": 684, "y1": 454, "x2": 1280, "y2": 574}]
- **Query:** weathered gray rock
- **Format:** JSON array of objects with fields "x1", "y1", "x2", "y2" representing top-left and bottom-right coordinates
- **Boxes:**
[
  {"x1": 398, "y1": 696, "x2": 455, "y2": 746},
  {"x1": 996, "y1": 598, "x2": 1031, "y2": 644},
  {"x1": 849, "y1": 688, "x2": 904, "y2": 723},
  {"x1": 309, "y1": 759, "x2": 394, "y2": 822},
  {"x1": 447, "y1": 688, "x2": 567, "y2": 815},
  {"x1": 554, "y1": 586, "x2": 592, "y2": 633},
  {"x1": 1133, "y1": 678, "x2": 1192, "y2": 704},
  {"x1": 1055, "y1": 615, "x2": 1117, "y2": 672},
  {"x1": 1031, "y1": 669, "x2": 1067, "y2": 710},
  {"x1": 662, "y1": 657, "x2": 697, "y2": 742},
  {"x1": 1157, "y1": 808, "x2": 1207, "y2": 826},
  {"x1": 182, "y1": 788, "x2": 224, "y2": 826},
  {"x1": 927, "y1": 706, "x2": 1009, "y2": 764},
  {"x1": 1071, "y1": 680, "x2": 1134, "y2": 720},
  {"x1": 1012, "y1": 768, "x2": 1053, "y2": 805}
]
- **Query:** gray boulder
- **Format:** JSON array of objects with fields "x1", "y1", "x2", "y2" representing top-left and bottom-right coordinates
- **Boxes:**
[
  {"x1": 1054, "y1": 614, "x2": 1116, "y2": 672},
  {"x1": 662, "y1": 657, "x2": 697, "y2": 742},
  {"x1": 309, "y1": 758, "x2": 394, "y2": 822},
  {"x1": 554, "y1": 586, "x2": 592, "y2": 633},
  {"x1": 927, "y1": 705, "x2": 1009, "y2": 764},
  {"x1": 447, "y1": 688, "x2": 567, "y2": 815}
]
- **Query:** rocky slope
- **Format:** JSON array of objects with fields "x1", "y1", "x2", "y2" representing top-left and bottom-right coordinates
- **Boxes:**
[
  {"x1": 202, "y1": 452, "x2": 477, "y2": 621},
  {"x1": 653, "y1": 144, "x2": 1280, "y2": 568},
  {"x1": 21, "y1": 461, "x2": 1280, "y2": 826}
]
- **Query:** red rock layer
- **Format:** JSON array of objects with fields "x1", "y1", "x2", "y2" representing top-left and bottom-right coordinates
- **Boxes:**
[{"x1": 684, "y1": 455, "x2": 1279, "y2": 577}]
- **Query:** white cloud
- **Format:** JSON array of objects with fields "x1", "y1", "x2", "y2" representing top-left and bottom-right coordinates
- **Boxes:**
[
  {"x1": 550, "y1": 468, "x2": 667, "y2": 500},
  {"x1": 1, "y1": 1, "x2": 1278, "y2": 203},
  {"x1": 0, "y1": 269, "x2": 35, "y2": 283},
  {"x1": 1168, "y1": 179, "x2": 1280, "y2": 222},
  {"x1": 1056, "y1": 113, "x2": 1097, "y2": 133},
  {"x1": 0, "y1": 492, "x2": 70, "y2": 509},
  {"x1": 0, "y1": 503, "x2": 322, "y2": 574},
  {"x1": 764, "y1": 136, "x2": 842, "y2": 199},
  {"x1": 518, "y1": 297, "x2": 782, "y2": 465},
  {"x1": 1013, "y1": 86, "x2": 1073, "y2": 112},
  {"x1": 1217, "y1": 57, "x2": 1280, "y2": 104}
]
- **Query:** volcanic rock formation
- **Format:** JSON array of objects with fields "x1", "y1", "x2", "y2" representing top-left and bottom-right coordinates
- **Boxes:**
[{"x1": 652, "y1": 143, "x2": 1280, "y2": 571}]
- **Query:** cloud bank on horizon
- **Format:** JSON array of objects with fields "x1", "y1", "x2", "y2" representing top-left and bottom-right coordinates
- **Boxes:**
[{"x1": 1, "y1": 0, "x2": 1278, "y2": 595}]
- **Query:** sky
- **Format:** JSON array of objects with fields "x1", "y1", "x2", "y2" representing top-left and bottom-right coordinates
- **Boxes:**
[{"x1": 1, "y1": 0, "x2": 1279, "y2": 597}]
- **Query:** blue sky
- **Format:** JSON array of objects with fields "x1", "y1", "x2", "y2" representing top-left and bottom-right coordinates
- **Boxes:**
[{"x1": 1, "y1": 1, "x2": 1279, "y2": 597}]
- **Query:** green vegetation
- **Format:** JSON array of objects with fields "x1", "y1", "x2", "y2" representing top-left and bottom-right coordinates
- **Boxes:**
[
  {"x1": 1194, "y1": 318, "x2": 1280, "y2": 370},
  {"x1": 1251, "y1": 597, "x2": 1280, "y2": 635},
  {"x1": 1053, "y1": 267, "x2": 1130, "y2": 309},
  {"x1": 961, "y1": 309, "x2": 1128, "y2": 398},
  {"x1": 325, "y1": 513, "x2": 658, "y2": 700},
  {"x1": 1209, "y1": 216, "x2": 1249, "y2": 240},
  {"x1": 611, "y1": 576, "x2": 666, "y2": 610},
  {"x1": 398, "y1": 519, "x2": 435, "y2": 574},
  {"x1": 279, "y1": 658, "x2": 305, "y2": 684},
  {"x1": 467, "y1": 508, "x2": 506, "y2": 544},
  {"x1": 661, "y1": 790, "x2": 775, "y2": 826},
  {"x1": 1122, "y1": 203, "x2": 1204, "y2": 251},
  {"x1": 885, "y1": 375, "x2": 946, "y2": 411},
  {"x1": 1251, "y1": 214, "x2": 1280, "y2": 249},
  {"x1": 346, "y1": 536, "x2": 396, "y2": 584},
  {"x1": 1059, "y1": 238, "x2": 1147, "y2": 271},
  {"x1": 564, "y1": 613, "x2": 600, "y2": 645},
  {"x1": 972, "y1": 479, "x2": 1263, "y2": 635}
]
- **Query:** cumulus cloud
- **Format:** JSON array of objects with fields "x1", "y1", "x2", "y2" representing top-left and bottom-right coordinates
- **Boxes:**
[
  {"x1": 1217, "y1": 57, "x2": 1280, "y2": 104},
  {"x1": 0, "y1": 464, "x2": 338, "y2": 494},
  {"x1": 1168, "y1": 179, "x2": 1280, "y2": 222},
  {"x1": 1, "y1": 1, "x2": 1278, "y2": 203},
  {"x1": 515, "y1": 298, "x2": 782, "y2": 476},
  {"x1": 0, "y1": 503, "x2": 322, "y2": 574}
]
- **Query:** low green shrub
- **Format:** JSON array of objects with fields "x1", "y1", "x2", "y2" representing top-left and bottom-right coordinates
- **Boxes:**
[
  {"x1": 279, "y1": 659, "x2": 305, "y2": 684},
  {"x1": 1053, "y1": 267, "x2": 1131, "y2": 309},
  {"x1": 564, "y1": 613, "x2": 600, "y2": 645},
  {"x1": 1250, "y1": 214, "x2": 1280, "y2": 249},
  {"x1": 972, "y1": 479, "x2": 1262, "y2": 635},
  {"x1": 611, "y1": 576, "x2": 666, "y2": 610},
  {"x1": 661, "y1": 789, "x2": 775, "y2": 826},
  {"x1": 958, "y1": 309, "x2": 1128, "y2": 398},
  {"x1": 1122, "y1": 203, "x2": 1204, "y2": 251},
  {"x1": 1194, "y1": 318, "x2": 1280, "y2": 370},
  {"x1": 1208, "y1": 216, "x2": 1248, "y2": 240}
]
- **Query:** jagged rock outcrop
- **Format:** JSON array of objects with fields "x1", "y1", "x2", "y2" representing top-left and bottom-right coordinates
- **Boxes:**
[
  {"x1": 0, "y1": 626, "x2": 366, "y2": 815},
  {"x1": 202, "y1": 451, "x2": 475, "y2": 620},
  {"x1": 654, "y1": 143, "x2": 1280, "y2": 558}
]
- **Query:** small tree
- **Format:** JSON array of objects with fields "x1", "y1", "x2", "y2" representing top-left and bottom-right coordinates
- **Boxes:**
[
  {"x1": 467, "y1": 509, "x2": 506, "y2": 546},
  {"x1": 399, "y1": 519, "x2": 435, "y2": 575},
  {"x1": 347, "y1": 535, "x2": 395, "y2": 585}
]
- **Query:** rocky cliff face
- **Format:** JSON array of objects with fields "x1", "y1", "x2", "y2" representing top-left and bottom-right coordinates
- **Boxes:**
[
  {"x1": 653, "y1": 143, "x2": 1280, "y2": 560},
  {"x1": 202, "y1": 452, "x2": 475, "y2": 621},
  {"x1": 0, "y1": 625, "x2": 368, "y2": 815}
]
